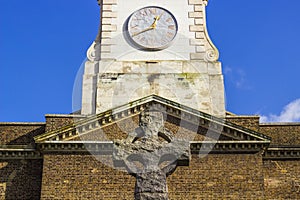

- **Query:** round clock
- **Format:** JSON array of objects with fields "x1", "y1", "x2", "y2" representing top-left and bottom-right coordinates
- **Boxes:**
[{"x1": 126, "y1": 6, "x2": 178, "y2": 50}]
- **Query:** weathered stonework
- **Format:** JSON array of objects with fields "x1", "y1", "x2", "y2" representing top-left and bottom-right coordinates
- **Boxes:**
[
  {"x1": 113, "y1": 108, "x2": 190, "y2": 199},
  {"x1": 81, "y1": 0, "x2": 225, "y2": 117},
  {"x1": 82, "y1": 60, "x2": 225, "y2": 117},
  {"x1": 92, "y1": 0, "x2": 217, "y2": 62}
]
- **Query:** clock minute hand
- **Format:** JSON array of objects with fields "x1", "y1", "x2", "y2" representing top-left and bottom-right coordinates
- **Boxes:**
[{"x1": 132, "y1": 26, "x2": 154, "y2": 37}]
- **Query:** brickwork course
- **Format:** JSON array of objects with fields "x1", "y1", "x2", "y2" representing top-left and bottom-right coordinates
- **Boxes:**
[{"x1": 1, "y1": 106, "x2": 299, "y2": 199}]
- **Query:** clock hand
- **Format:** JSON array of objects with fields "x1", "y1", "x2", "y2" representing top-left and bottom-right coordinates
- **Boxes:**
[
  {"x1": 132, "y1": 26, "x2": 154, "y2": 37},
  {"x1": 150, "y1": 14, "x2": 162, "y2": 29},
  {"x1": 157, "y1": 13, "x2": 164, "y2": 21},
  {"x1": 132, "y1": 14, "x2": 164, "y2": 37},
  {"x1": 132, "y1": 16, "x2": 160, "y2": 37}
]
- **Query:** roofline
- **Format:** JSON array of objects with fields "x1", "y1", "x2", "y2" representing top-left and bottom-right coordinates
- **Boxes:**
[
  {"x1": 45, "y1": 114, "x2": 84, "y2": 118},
  {"x1": 34, "y1": 95, "x2": 271, "y2": 142},
  {"x1": 260, "y1": 122, "x2": 300, "y2": 126},
  {"x1": 226, "y1": 115, "x2": 260, "y2": 119},
  {"x1": 0, "y1": 122, "x2": 46, "y2": 126}
]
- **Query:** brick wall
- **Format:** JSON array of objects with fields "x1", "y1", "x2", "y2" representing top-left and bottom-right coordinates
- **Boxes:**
[
  {"x1": 263, "y1": 160, "x2": 300, "y2": 199},
  {"x1": 40, "y1": 153, "x2": 266, "y2": 199},
  {"x1": 0, "y1": 123, "x2": 45, "y2": 145},
  {"x1": 168, "y1": 154, "x2": 265, "y2": 199},
  {"x1": 260, "y1": 124, "x2": 300, "y2": 145},
  {"x1": 226, "y1": 116, "x2": 260, "y2": 131},
  {"x1": 0, "y1": 159, "x2": 43, "y2": 200},
  {"x1": 40, "y1": 154, "x2": 135, "y2": 200},
  {"x1": 39, "y1": 152, "x2": 300, "y2": 200},
  {"x1": 45, "y1": 115, "x2": 84, "y2": 132},
  {"x1": 2, "y1": 114, "x2": 299, "y2": 199}
]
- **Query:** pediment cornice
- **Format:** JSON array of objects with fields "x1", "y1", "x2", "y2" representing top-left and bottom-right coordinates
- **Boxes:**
[{"x1": 34, "y1": 95, "x2": 271, "y2": 146}]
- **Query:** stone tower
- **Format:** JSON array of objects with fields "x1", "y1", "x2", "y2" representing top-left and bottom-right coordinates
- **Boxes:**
[{"x1": 81, "y1": 0, "x2": 225, "y2": 117}]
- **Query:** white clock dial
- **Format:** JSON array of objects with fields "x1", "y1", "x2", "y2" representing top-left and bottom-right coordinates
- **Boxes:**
[{"x1": 127, "y1": 6, "x2": 178, "y2": 50}]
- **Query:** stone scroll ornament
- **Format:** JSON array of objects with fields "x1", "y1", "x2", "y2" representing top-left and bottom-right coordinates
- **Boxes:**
[{"x1": 113, "y1": 106, "x2": 190, "y2": 200}]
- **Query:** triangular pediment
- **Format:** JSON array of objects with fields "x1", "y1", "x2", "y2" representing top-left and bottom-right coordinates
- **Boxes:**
[{"x1": 34, "y1": 95, "x2": 270, "y2": 154}]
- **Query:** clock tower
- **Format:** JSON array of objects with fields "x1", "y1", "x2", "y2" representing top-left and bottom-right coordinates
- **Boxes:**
[{"x1": 81, "y1": 0, "x2": 225, "y2": 117}]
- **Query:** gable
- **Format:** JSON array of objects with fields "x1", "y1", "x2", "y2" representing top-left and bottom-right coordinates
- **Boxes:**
[{"x1": 34, "y1": 95, "x2": 271, "y2": 148}]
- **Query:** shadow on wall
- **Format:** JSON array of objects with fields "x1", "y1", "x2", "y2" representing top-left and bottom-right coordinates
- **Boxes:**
[
  {"x1": 0, "y1": 159, "x2": 43, "y2": 200},
  {"x1": 0, "y1": 126, "x2": 45, "y2": 200}
]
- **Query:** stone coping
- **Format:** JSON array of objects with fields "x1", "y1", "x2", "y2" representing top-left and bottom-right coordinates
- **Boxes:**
[
  {"x1": 260, "y1": 122, "x2": 300, "y2": 126},
  {"x1": 40, "y1": 141, "x2": 113, "y2": 144},
  {"x1": 190, "y1": 141, "x2": 270, "y2": 144},
  {"x1": 226, "y1": 115, "x2": 260, "y2": 119},
  {"x1": 0, "y1": 122, "x2": 45, "y2": 126},
  {"x1": 45, "y1": 114, "x2": 84, "y2": 118},
  {"x1": 267, "y1": 146, "x2": 300, "y2": 151}
]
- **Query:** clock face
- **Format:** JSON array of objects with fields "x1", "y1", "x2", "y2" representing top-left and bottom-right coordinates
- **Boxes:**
[{"x1": 126, "y1": 6, "x2": 178, "y2": 50}]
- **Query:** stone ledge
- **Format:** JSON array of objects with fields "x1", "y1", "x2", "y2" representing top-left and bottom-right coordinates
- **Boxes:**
[
  {"x1": 190, "y1": 141, "x2": 270, "y2": 154},
  {"x1": 45, "y1": 114, "x2": 84, "y2": 118},
  {"x1": 0, "y1": 146, "x2": 42, "y2": 160},
  {"x1": 264, "y1": 146, "x2": 300, "y2": 160},
  {"x1": 226, "y1": 115, "x2": 260, "y2": 119},
  {"x1": 0, "y1": 122, "x2": 45, "y2": 126},
  {"x1": 260, "y1": 122, "x2": 300, "y2": 126},
  {"x1": 37, "y1": 141, "x2": 114, "y2": 154}
]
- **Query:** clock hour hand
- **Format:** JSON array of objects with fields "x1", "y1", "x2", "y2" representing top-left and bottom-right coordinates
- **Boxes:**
[
  {"x1": 131, "y1": 14, "x2": 163, "y2": 37},
  {"x1": 150, "y1": 14, "x2": 163, "y2": 29}
]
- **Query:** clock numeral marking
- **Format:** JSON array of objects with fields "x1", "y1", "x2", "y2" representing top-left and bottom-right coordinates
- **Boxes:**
[
  {"x1": 167, "y1": 32, "x2": 174, "y2": 38},
  {"x1": 139, "y1": 10, "x2": 147, "y2": 17},
  {"x1": 161, "y1": 38, "x2": 168, "y2": 45},
  {"x1": 140, "y1": 37, "x2": 146, "y2": 42},
  {"x1": 133, "y1": 17, "x2": 143, "y2": 21},
  {"x1": 159, "y1": 12, "x2": 164, "y2": 18},
  {"x1": 149, "y1": 38, "x2": 155, "y2": 45},
  {"x1": 145, "y1": 8, "x2": 152, "y2": 17},
  {"x1": 168, "y1": 25, "x2": 175, "y2": 30},
  {"x1": 166, "y1": 18, "x2": 173, "y2": 23},
  {"x1": 149, "y1": 8, "x2": 157, "y2": 15}
]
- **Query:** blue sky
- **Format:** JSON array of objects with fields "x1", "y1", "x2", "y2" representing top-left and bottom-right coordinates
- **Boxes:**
[{"x1": 1, "y1": 0, "x2": 300, "y2": 122}]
